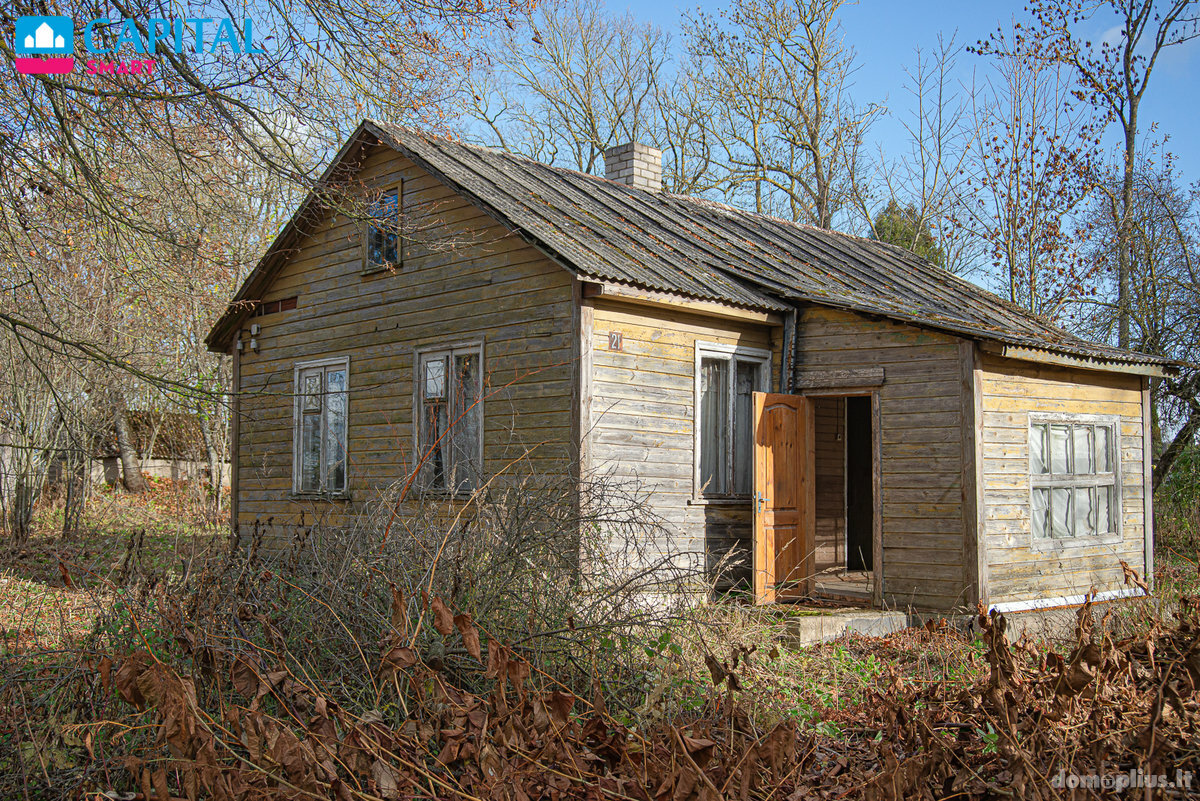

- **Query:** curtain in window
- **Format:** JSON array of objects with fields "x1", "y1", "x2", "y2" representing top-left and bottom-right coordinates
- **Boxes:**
[
  {"x1": 325, "y1": 368, "x2": 347, "y2": 492},
  {"x1": 366, "y1": 188, "x2": 399, "y2": 268},
  {"x1": 1031, "y1": 420, "x2": 1117, "y2": 540},
  {"x1": 699, "y1": 358, "x2": 728, "y2": 495},
  {"x1": 297, "y1": 363, "x2": 348, "y2": 493},
  {"x1": 732, "y1": 361, "x2": 757, "y2": 494},
  {"x1": 452, "y1": 352, "x2": 480, "y2": 491},
  {"x1": 421, "y1": 356, "x2": 448, "y2": 487}
]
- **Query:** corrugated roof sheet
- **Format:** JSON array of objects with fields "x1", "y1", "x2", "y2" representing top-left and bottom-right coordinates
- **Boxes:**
[
  {"x1": 206, "y1": 120, "x2": 1172, "y2": 370},
  {"x1": 372, "y1": 123, "x2": 1168, "y2": 368}
]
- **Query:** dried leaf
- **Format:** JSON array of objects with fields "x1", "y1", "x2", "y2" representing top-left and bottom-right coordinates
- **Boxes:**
[
  {"x1": 381, "y1": 645, "x2": 419, "y2": 673},
  {"x1": 388, "y1": 583, "x2": 408, "y2": 636},
  {"x1": 704, "y1": 653, "x2": 728, "y2": 686},
  {"x1": 372, "y1": 759, "x2": 401, "y2": 800},
  {"x1": 454, "y1": 612, "x2": 482, "y2": 662},
  {"x1": 430, "y1": 596, "x2": 454, "y2": 636},
  {"x1": 99, "y1": 656, "x2": 113, "y2": 693}
]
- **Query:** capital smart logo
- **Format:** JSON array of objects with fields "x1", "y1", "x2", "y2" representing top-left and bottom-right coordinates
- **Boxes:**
[
  {"x1": 13, "y1": 14, "x2": 268, "y2": 76},
  {"x1": 15, "y1": 16, "x2": 76, "y2": 75}
]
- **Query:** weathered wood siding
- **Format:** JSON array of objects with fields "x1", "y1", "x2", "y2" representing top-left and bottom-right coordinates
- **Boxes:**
[
  {"x1": 234, "y1": 145, "x2": 576, "y2": 528},
  {"x1": 795, "y1": 306, "x2": 968, "y2": 610},
  {"x1": 586, "y1": 299, "x2": 781, "y2": 588},
  {"x1": 813, "y1": 396, "x2": 846, "y2": 573},
  {"x1": 977, "y1": 355, "x2": 1147, "y2": 605}
]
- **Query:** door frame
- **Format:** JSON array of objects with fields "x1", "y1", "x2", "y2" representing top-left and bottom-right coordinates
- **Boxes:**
[{"x1": 800, "y1": 388, "x2": 883, "y2": 607}]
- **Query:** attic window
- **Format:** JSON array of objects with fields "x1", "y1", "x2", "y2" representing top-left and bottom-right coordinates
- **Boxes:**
[
  {"x1": 1029, "y1": 418, "x2": 1119, "y2": 542},
  {"x1": 364, "y1": 184, "x2": 401, "y2": 273}
]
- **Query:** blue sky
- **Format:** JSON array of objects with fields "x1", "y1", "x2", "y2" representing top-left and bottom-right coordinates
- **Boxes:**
[{"x1": 620, "y1": 0, "x2": 1200, "y2": 182}]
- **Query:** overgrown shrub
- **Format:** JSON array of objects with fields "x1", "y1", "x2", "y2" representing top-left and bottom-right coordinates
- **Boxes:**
[
  {"x1": 166, "y1": 471, "x2": 703, "y2": 713},
  {"x1": 1157, "y1": 445, "x2": 1200, "y2": 558}
]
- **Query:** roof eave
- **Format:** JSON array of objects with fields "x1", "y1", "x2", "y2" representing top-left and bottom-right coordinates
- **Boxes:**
[{"x1": 979, "y1": 341, "x2": 1178, "y2": 378}]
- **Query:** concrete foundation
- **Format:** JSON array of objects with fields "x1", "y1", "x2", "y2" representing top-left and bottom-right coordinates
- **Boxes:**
[{"x1": 781, "y1": 607, "x2": 909, "y2": 647}]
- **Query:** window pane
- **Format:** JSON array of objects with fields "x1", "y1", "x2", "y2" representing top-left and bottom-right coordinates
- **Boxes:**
[
  {"x1": 699, "y1": 358, "x2": 728, "y2": 494},
  {"x1": 1050, "y1": 425, "x2": 1071, "y2": 474},
  {"x1": 421, "y1": 354, "x2": 448, "y2": 488},
  {"x1": 1073, "y1": 426, "x2": 1093, "y2": 474},
  {"x1": 421, "y1": 399, "x2": 447, "y2": 488},
  {"x1": 300, "y1": 413, "x2": 321, "y2": 492},
  {"x1": 732, "y1": 361, "x2": 758, "y2": 495},
  {"x1": 1096, "y1": 485, "x2": 1112, "y2": 534},
  {"x1": 367, "y1": 189, "x2": 399, "y2": 267},
  {"x1": 325, "y1": 369, "x2": 347, "y2": 492},
  {"x1": 1096, "y1": 426, "x2": 1112, "y2": 472},
  {"x1": 1051, "y1": 487, "x2": 1073, "y2": 538},
  {"x1": 1074, "y1": 487, "x2": 1094, "y2": 537},
  {"x1": 425, "y1": 356, "x2": 446, "y2": 399},
  {"x1": 1030, "y1": 424, "x2": 1048, "y2": 474},
  {"x1": 303, "y1": 373, "x2": 322, "y2": 412},
  {"x1": 451, "y1": 353, "x2": 481, "y2": 492},
  {"x1": 1032, "y1": 487, "x2": 1050, "y2": 538}
]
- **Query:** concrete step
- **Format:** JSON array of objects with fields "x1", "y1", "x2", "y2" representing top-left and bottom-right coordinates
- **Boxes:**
[{"x1": 780, "y1": 606, "x2": 910, "y2": 647}]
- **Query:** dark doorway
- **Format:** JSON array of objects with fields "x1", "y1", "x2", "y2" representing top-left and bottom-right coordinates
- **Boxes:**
[{"x1": 845, "y1": 396, "x2": 874, "y2": 571}]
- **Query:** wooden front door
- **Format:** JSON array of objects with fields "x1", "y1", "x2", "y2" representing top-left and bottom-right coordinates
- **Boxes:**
[{"x1": 753, "y1": 393, "x2": 815, "y2": 604}]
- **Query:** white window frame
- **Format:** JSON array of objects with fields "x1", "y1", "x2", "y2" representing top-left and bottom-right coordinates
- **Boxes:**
[
  {"x1": 292, "y1": 356, "x2": 350, "y2": 497},
  {"x1": 414, "y1": 340, "x2": 485, "y2": 495},
  {"x1": 363, "y1": 181, "x2": 402, "y2": 273},
  {"x1": 1027, "y1": 412, "x2": 1122, "y2": 549},
  {"x1": 692, "y1": 341, "x2": 771, "y2": 501}
]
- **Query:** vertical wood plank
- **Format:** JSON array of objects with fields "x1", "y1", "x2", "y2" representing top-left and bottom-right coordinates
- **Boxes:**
[
  {"x1": 871, "y1": 390, "x2": 883, "y2": 607},
  {"x1": 1142, "y1": 376, "x2": 1154, "y2": 591},
  {"x1": 959, "y1": 339, "x2": 981, "y2": 607},
  {"x1": 804, "y1": 399, "x2": 817, "y2": 597},
  {"x1": 573, "y1": 280, "x2": 593, "y2": 478},
  {"x1": 753, "y1": 393, "x2": 772, "y2": 604},
  {"x1": 972, "y1": 346, "x2": 989, "y2": 608},
  {"x1": 230, "y1": 336, "x2": 241, "y2": 532}
]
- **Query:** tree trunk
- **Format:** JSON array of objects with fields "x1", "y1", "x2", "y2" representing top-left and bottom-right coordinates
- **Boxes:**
[
  {"x1": 10, "y1": 473, "x2": 34, "y2": 546},
  {"x1": 1152, "y1": 405, "x2": 1200, "y2": 493},
  {"x1": 1117, "y1": 103, "x2": 1138, "y2": 349},
  {"x1": 199, "y1": 414, "x2": 222, "y2": 507},
  {"x1": 61, "y1": 446, "x2": 88, "y2": 540},
  {"x1": 113, "y1": 400, "x2": 147, "y2": 493}
]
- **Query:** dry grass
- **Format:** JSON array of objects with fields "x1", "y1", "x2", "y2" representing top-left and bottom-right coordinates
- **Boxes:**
[
  {"x1": 1, "y1": 471, "x2": 1198, "y2": 799},
  {"x1": 0, "y1": 477, "x2": 222, "y2": 655}
]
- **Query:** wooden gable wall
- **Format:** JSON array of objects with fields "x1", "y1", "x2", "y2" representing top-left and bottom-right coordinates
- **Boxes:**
[{"x1": 232, "y1": 145, "x2": 577, "y2": 529}]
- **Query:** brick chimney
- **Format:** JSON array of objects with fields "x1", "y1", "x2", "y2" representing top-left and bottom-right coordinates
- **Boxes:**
[{"x1": 604, "y1": 142, "x2": 662, "y2": 192}]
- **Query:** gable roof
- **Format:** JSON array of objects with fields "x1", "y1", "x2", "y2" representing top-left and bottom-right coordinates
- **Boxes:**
[{"x1": 207, "y1": 120, "x2": 1174, "y2": 372}]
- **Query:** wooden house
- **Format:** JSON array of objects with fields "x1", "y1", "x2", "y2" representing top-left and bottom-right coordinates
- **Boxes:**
[{"x1": 206, "y1": 122, "x2": 1177, "y2": 613}]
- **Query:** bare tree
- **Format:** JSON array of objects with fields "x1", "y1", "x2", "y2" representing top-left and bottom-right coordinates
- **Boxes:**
[
  {"x1": 1079, "y1": 162, "x2": 1200, "y2": 487},
  {"x1": 0, "y1": 0, "x2": 520, "y2": 534},
  {"x1": 683, "y1": 0, "x2": 879, "y2": 227},
  {"x1": 990, "y1": 0, "x2": 1200, "y2": 346},
  {"x1": 961, "y1": 26, "x2": 1102, "y2": 318},
  {"x1": 466, "y1": 0, "x2": 673, "y2": 174},
  {"x1": 854, "y1": 36, "x2": 979, "y2": 272}
]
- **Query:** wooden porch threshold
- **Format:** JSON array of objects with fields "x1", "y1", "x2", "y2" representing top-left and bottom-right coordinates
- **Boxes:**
[{"x1": 812, "y1": 569, "x2": 874, "y2": 605}]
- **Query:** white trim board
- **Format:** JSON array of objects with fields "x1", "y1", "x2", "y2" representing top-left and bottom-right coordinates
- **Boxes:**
[{"x1": 988, "y1": 586, "x2": 1144, "y2": 615}]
